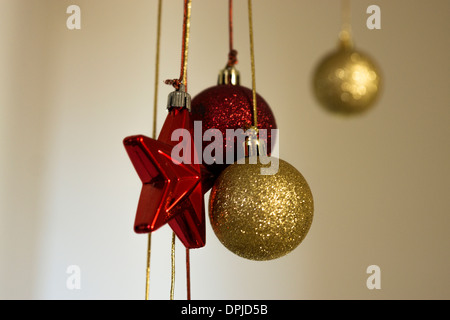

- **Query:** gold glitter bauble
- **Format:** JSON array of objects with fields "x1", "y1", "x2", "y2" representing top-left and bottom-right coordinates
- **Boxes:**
[
  {"x1": 208, "y1": 157, "x2": 314, "y2": 261},
  {"x1": 313, "y1": 41, "x2": 382, "y2": 115}
]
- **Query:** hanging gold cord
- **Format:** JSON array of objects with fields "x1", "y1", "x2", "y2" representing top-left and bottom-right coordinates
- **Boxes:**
[
  {"x1": 152, "y1": 0, "x2": 162, "y2": 140},
  {"x1": 180, "y1": 0, "x2": 192, "y2": 87},
  {"x1": 182, "y1": 0, "x2": 192, "y2": 301},
  {"x1": 170, "y1": 232, "x2": 176, "y2": 300},
  {"x1": 164, "y1": 0, "x2": 191, "y2": 90},
  {"x1": 145, "y1": 0, "x2": 163, "y2": 301},
  {"x1": 341, "y1": 0, "x2": 351, "y2": 33},
  {"x1": 247, "y1": 0, "x2": 258, "y2": 127},
  {"x1": 145, "y1": 234, "x2": 152, "y2": 300},
  {"x1": 339, "y1": 0, "x2": 353, "y2": 47},
  {"x1": 169, "y1": 0, "x2": 193, "y2": 301}
]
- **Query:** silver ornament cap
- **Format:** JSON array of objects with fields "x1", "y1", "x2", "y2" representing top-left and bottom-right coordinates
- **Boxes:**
[{"x1": 167, "y1": 83, "x2": 191, "y2": 111}]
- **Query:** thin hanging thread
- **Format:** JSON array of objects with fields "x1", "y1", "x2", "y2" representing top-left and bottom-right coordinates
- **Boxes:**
[
  {"x1": 247, "y1": 0, "x2": 258, "y2": 127},
  {"x1": 166, "y1": 0, "x2": 193, "y2": 301},
  {"x1": 227, "y1": 0, "x2": 238, "y2": 67},
  {"x1": 170, "y1": 232, "x2": 176, "y2": 300},
  {"x1": 341, "y1": 0, "x2": 352, "y2": 33},
  {"x1": 186, "y1": 249, "x2": 191, "y2": 300},
  {"x1": 229, "y1": 0, "x2": 233, "y2": 53},
  {"x1": 182, "y1": 0, "x2": 192, "y2": 301},
  {"x1": 180, "y1": 0, "x2": 191, "y2": 87},
  {"x1": 145, "y1": 0, "x2": 163, "y2": 301},
  {"x1": 145, "y1": 234, "x2": 152, "y2": 300},
  {"x1": 165, "y1": 0, "x2": 192, "y2": 90},
  {"x1": 152, "y1": 0, "x2": 163, "y2": 140},
  {"x1": 340, "y1": 0, "x2": 353, "y2": 46}
]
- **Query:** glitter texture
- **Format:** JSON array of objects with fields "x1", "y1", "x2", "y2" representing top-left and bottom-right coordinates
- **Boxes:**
[
  {"x1": 209, "y1": 157, "x2": 314, "y2": 261},
  {"x1": 191, "y1": 84, "x2": 277, "y2": 178},
  {"x1": 313, "y1": 47, "x2": 382, "y2": 114}
]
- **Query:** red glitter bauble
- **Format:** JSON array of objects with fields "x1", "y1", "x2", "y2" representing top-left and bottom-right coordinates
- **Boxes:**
[{"x1": 191, "y1": 84, "x2": 277, "y2": 178}]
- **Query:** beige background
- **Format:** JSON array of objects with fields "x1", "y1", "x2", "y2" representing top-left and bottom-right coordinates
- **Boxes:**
[{"x1": 1, "y1": 0, "x2": 449, "y2": 299}]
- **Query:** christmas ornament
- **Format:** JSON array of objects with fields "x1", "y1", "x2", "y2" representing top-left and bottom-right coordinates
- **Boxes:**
[
  {"x1": 124, "y1": 0, "x2": 202, "y2": 301},
  {"x1": 313, "y1": 1, "x2": 382, "y2": 115},
  {"x1": 313, "y1": 36, "x2": 381, "y2": 114},
  {"x1": 191, "y1": 84, "x2": 277, "y2": 177},
  {"x1": 209, "y1": 155, "x2": 314, "y2": 261},
  {"x1": 207, "y1": 0, "x2": 313, "y2": 261},
  {"x1": 124, "y1": 85, "x2": 206, "y2": 249},
  {"x1": 190, "y1": 0, "x2": 277, "y2": 180}
]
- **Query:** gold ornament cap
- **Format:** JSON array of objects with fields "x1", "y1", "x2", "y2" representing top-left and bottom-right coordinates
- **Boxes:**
[
  {"x1": 338, "y1": 29, "x2": 354, "y2": 50},
  {"x1": 217, "y1": 65, "x2": 240, "y2": 86}
]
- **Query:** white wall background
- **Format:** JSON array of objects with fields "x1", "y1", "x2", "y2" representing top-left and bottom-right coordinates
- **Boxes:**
[{"x1": 1, "y1": 0, "x2": 449, "y2": 300}]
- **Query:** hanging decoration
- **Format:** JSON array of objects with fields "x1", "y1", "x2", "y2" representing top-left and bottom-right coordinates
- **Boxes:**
[
  {"x1": 209, "y1": 157, "x2": 314, "y2": 261},
  {"x1": 123, "y1": 0, "x2": 200, "y2": 300},
  {"x1": 312, "y1": 0, "x2": 382, "y2": 115},
  {"x1": 124, "y1": 0, "x2": 204, "y2": 250},
  {"x1": 190, "y1": 0, "x2": 277, "y2": 181},
  {"x1": 123, "y1": 0, "x2": 316, "y2": 299},
  {"x1": 208, "y1": 0, "x2": 314, "y2": 261},
  {"x1": 123, "y1": 106, "x2": 205, "y2": 248}
]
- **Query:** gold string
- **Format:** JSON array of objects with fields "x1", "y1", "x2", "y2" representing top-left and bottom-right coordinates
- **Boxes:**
[
  {"x1": 247, "y1": 0, "x2": 258, "y2": 127},
  {"x1": 166, "y1": 0, "x2": 193, "y2": 301},
  {"x1": 339, "y1": 0, "x2": 353, "y2": 47},
  {"x1": 180, "y1": 0, "x2": 192, "y2": 87},
  {"x1": 170, "y1": 232, "x2": 176, "y2": 300},
  {"x1": 152, "y1": 0, "x2": 162, "y2": 140},
  {"x1": 145, "y1": 0, "x2": 163, "y2": 301},
  {"x1": 184, "y1": 0, "x2": 192, "y2": 300},
  {"x1": 145, "y1": 234, "x2": 152, "y2": 300},
  {"x1": 341, "y1": 0, "x2": 351, "y2": 33}
]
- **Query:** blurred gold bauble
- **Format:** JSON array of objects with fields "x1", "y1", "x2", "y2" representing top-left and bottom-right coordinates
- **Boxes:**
[
  {"x1": 313, "y1": 36, "x2": 382, "y2": 115},
  {"x1": 209, "y1": 156, "x2": 314, "y2": 261}
]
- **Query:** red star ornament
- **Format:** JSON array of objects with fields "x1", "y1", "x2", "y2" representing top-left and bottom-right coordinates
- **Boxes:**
[{"x1": 123, "y1": 107, "x2": 206, "y2": 248}]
